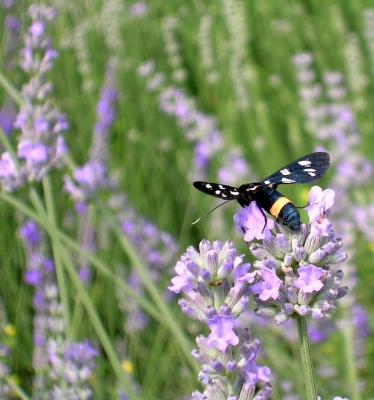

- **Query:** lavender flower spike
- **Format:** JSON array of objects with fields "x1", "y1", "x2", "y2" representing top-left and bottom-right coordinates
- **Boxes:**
[
  {"x1": 0, "y1": 4, "x2": 69, "y2": 191},
  {"x1": 170, "y1": 240, "x2": 271, "y2": 399},
  {"x1": 238, "y1": 186, "x2": 348, "y2": 324}
]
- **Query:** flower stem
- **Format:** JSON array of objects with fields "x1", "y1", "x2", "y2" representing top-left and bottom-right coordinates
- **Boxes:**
[{"x1": 297, "y1": 317, "x2": 317, "y2": 400}]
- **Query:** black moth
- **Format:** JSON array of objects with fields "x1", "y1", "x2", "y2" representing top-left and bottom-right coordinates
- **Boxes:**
[{"x1": 193, "y1": 152, "x2": 330, "y2": 230}]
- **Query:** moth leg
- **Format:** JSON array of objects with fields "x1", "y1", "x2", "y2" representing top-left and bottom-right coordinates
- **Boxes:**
[{"x1": 256, "y1": 204, "x2": 268, "y2": 233}]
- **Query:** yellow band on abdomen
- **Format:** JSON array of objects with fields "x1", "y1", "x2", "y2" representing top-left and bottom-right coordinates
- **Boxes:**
[{"x1": 269, "y1": 197, "x2": 292, "y2": 218}]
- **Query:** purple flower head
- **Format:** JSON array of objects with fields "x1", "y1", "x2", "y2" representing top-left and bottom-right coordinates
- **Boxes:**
[
  {"x1": 168, "y1": 260, "x2": 195, "y2": 296},
  {"x1": 294, "y1": 264, "x2": 324, "y2": 293},
  {"x1": 233, "y1": 255, "x2": 254, "y2": 288},
  {"x1": 234, "y1": 202, "x2": 274, "y2": 242},
  {"x1": 130, "y1": 1, "x2": 146, "y2": 16},
  {"x1": 206, "y1": 314, "x2": 239, "y2": 351},
  {"x1": 252, "y1": 266, "x2": 282, "y2": 301},
  {"x1": 0, "y1": 103, "x2": 16, "y2": 135},
  {"x1": 20, "y1": 219, "x2": 40, "y2": 244},
  {"x1": 305, "y1": 186, "x2": 335, "y2": 236}
]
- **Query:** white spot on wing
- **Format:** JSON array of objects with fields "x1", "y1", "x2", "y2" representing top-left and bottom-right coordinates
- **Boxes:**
[
  {"x1": 308, "y1": 172, "x2": 316, "y2": 176},
  {"x1": 281, "y1": 177, "x2": 296, "y2": 183},
  {"x1": 221, "y1": 193, "x2": 227, "y2": 197},
  {"x1": 303, "y1": 168, "x2": 316, "y2": 172},
  {"x1": 230, "y1": 190, "x2": 239, "y2": 195},
  {"x1": 298, "y1": 160, "x2": 311, "y2": 166},
  {"x1": 215, "y1": 190, "x2": 221, "y2": 195},
  {"x1": 205, "y1": 184, "x2": 212, "y2": 189},
  {"x1": 263, "y1": 180, "x2": 270, "y2": 185},
  {"x1": 218, "y1": 185, "x2": 226, "y2": 189},
  {"x1": 280, "y1": 168, "x2": 291, "y2": 175}
]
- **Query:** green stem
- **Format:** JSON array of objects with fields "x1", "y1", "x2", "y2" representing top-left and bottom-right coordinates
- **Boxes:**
[{"x1": 296, "y1": 317, "x2": 317, "y2": 400}]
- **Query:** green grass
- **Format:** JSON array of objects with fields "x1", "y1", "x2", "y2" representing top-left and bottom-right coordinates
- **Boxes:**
[{"x1": 0, "y1": 0, "x2": 374, "y2": 399}]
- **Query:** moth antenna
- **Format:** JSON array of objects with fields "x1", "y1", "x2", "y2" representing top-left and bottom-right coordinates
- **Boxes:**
[{"x1": 191, "y1": 200, "x2": 232, "y2": 225}]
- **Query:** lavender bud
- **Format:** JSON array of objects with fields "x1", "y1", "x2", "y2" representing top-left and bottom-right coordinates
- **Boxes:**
[
  {"x1": 298, "y1": 290, "x2": 314, "y2": 305},
  {"x1": 226, "y1": 360, "x2": 237, "y2": 373},
  {"x1": 276, "y1": 234, "x2": 291, "y2": 253},
  {"x1": 199, "y1": 239, "x2": 211, "y2": 258},
  {"x1": 328, "y1": 252, "x2": 348, "y2": 264},
  {"x1": 262, "y1": 258, "x2": 281, "y2": 270},
  {"x1": 283, "y1": 253, "x2": 294, "y2": 267},
  {"x1": 219, "y1": 303, "x2": 232, "y2": 316},
  {"x1": 205, "y1": 306, "x2": 217, "y2": 319},
  {"x1": 249, "y1": 243, "x2": 273, "y2": 260},
  {"x1": 281, "y1": 303, "x2": 294, "y2": 316},
  {"x1": 321, "y1": 238, "x2": 343, "y2": 254},
  {"x1": 336, "y1": 286, "x2": 349, "y2": 299},
  {"x1": 217, "y1": 260, "x2": 234, "y2": 279},
  {"x1": 205, "y1": 250, "x2": 219, "y2": 275},
  {"x1": 285, "y1": 285, "x2": 298, "y2": 304},
  {"x1": 274, "y1": 311, "x2": 290, "y2": 325},
  {"x1": 211, "y1": 359, "x2": 225, "y2": 373},
  {"x1": 308, "y1": 248, "x2": 328, "y2": 264},
  {"x1": 297, "y1": 305, "x2": 311, "y2": 316},
  {"x1": 231, "y1": 295, "x2": 249, "y2": 316},
  {"x1": 292, "y1": 241, "x2": 306, "y2": 262},
  {"x1": 199, "y1": 269, "x2": 212, "y2": 283},
  {"x1": 254, "y1": 307, "x2": 278, "y2": 318}
]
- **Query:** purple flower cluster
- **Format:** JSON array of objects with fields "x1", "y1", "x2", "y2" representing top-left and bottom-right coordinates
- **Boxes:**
[
  {"x1": 19, "y1": 219, "x2": 97, "y2": 398},
  {"x1": 64, "y1": 63, "x2": 117, "y2": 207},
  {"x1": 234, "y1": 186, "x2": 348, "y2": 324},
  {"x1": 170, "y1": 240, "x2": 272, "y2": 399},
  {"x1": 0, "y1": 5, "x2": 69, "y2": 191}
]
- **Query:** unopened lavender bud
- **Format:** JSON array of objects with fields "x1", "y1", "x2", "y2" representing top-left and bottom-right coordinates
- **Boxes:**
[
  {"x1": 314, "y1": 300, "x2": 334, "y2": 311},
  {"x1": 211, "y1": 359, "x2": 225, "y2": 372},
  {"x1": 297, "y1": 305, "x2": 311, "y2": 316},
  {"x1": 283, "y1": 253, "x2": 294, "y2": 267},
  {"x1": 217, "y1": 260, "x2": 233, "y2": 279},
  {"x1": 276, "y1": 234, "x2": 291, "y2": 253},
  {"x1": 186, "y1": 260, "x2": 200, "y2": 276},
  {"x1": 308, "y1": 248, "x2": 328, "y2": 264},
  {"x1": 303, "y1": 234, "x2": 323, "y2": 254},
  {"x1": 199, "y1": 240, "x2": 211, "y2": 257},
  {"x1": 336, "y1": 286, "x2": 349, "y2": 299},
  {"x1": 216, "y1": 279, "x2": 230, "y2": 304},
  {"x1": 199, "y1": 269, "x2": 212, "y2": 283},
  {"x1": 222, "y1": 361, "x2": 235, "y2": 375},
  {"x1": 298, "y1": 290, "x2": 314, "y2": 305},
  {"x1": 191, "y1": 350, "x2": 207, "y2": 363},
  {"x1": 178, "y1": 299, "x2": 197, "y2": 318},
  {"x1": 205, "y1": 305, "x2": 217, "y2": 319},
  {"x1": 310, "y1": 308, "x2": 326, "y2": 320},
  {"x1": 187, "y1": 245, "x2": 200, "y2": 259},
  {"x1": 253, "y1": 383, "x2": 272, "y2": 399},
  {"x1": 231, "y1": 295, "x2": 249, "y2": 316},
  {"x1": 262, "y1": 258, "x2": 281, "y2": 270},
  {"x1": 328, "y1": 252, "x2": 348, "y2": 264},
  {"x1": 225, "y1": 247, "x2": 237, "y2": 261},
  {"x1": 239, "y1": 328, "x2": 251, "y2": 343},
  {"x1": 274, "y1": 311, "x2": 290, "y2": 325},
  {"x1": 220, "y1": 303, "x2": 232, "y2": 316},
  {"x1": 281, "y1": 303, "x2": 294, "y2": 316},
  {"x1": 293, "y1": 242, "x2": 306, "y2": 262},
  {"x1": 264, "y1": 237, "x2": 285, "y2": 259},
  {"x1": 206, "y1": 250, "x2": 218, "y2": 275},
  {"x1": 249, "y1": 243, "x2": 273, "y2": 260},
  {"x1": 255, "y1": 307, "x2": 278, "y2": 318},
  {"x1": 285, "y1": 285, "x2": 298, "y2": 304},
  {"x1": 198, "y1": 371, "x2": 210, "y2": 385},
  {"x1": 322, "y1": 238, "x2": 343, "y2": 254},
  {"x1": 211, "y1": 240, "x2": 222, "y2": 251}
]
